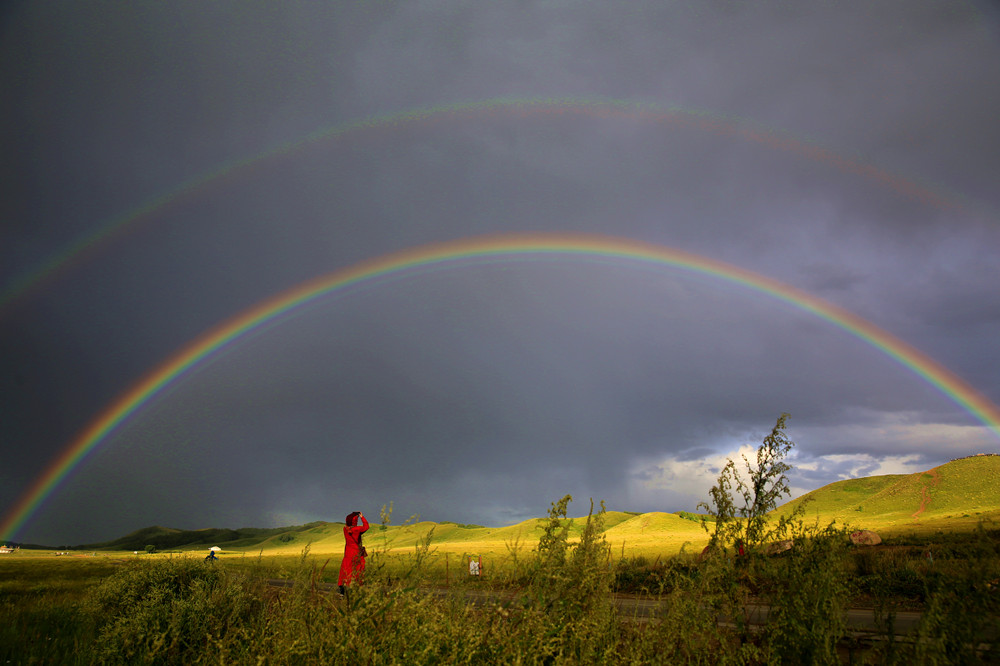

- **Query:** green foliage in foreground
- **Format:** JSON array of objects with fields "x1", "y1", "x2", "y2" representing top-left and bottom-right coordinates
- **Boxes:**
[{"x1": 3, "y1": 508, "x2": 1000, "y2": 664}]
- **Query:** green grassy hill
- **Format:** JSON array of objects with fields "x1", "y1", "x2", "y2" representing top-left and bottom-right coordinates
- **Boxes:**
[
  {"x1": 82, "y1": 456, "x2": 999, "y2": 557},
  {"x1": 777, "y1": 455, "x2": 1000, "y2": 532},
  {"x1": 777, "y1": 475, "x2": 907, "y2": 522},
  {"x1": 79, "y1": 524, "x2": 327, "y2": 552},
  {"x1": 603, "y1": 512, "x2": 707, "y2": 556}
]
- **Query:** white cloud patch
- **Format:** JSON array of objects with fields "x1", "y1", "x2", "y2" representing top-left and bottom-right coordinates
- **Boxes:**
[
  {"x1": 799, "y1": 453, "x2": 924, "y2": 477},
  {"x1": 627, "y1": 412, "x2": 998, "y2": 513},
  {"x1": 628, "y1": 444, "x2": 759, "y2": 511},
  {"x1": 794, "y1": 411, "x2": 997, "y2": 457}
]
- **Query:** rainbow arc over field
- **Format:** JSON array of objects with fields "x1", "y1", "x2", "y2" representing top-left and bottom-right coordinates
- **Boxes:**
[
  {"x1": 0, "y1": 96, "x2": 969, "y2": 316},
  {"x1": 3, "y1": 232, "x2": 1000, "y2": 542}
]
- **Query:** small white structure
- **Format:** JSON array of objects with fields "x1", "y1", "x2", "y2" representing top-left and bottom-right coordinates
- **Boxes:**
[{"x1": 0, "y1": 545, "x2": 15, "y2": 554}]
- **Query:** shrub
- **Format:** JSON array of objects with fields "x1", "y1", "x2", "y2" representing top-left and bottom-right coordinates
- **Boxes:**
[
  {"x1": 86, "y1": 557, "x2": 264, "y2": 664},
  {"x1": 764, "y1": 522, "x2": 853, "y2": 665},
  {"x1": 526, "y1": 495, "x2": 617, "y2": 661}
]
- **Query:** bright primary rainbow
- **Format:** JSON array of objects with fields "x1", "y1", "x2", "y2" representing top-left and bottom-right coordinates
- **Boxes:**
[
  {"x1": 3, "y1": 232, "x2": 1000, "y2": 542},
  {"x1": 0, "y1": 96, "x2": 967, "y2": 316}
]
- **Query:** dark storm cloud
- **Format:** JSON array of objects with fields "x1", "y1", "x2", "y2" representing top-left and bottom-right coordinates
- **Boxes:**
[{"x1": 2, "y1": 1, "x2": 998, "y2": 544}]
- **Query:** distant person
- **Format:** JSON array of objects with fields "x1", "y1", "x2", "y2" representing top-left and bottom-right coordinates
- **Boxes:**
[
  {"x1": 205, "y1": 548, "x2": 218, "y2": 562},
  {"x1": 338, "y1": 511, "x2": 369, "y2": 594}
]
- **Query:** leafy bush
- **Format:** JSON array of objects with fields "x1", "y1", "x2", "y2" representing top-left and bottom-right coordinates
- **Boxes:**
[
  {"x1": 764, "y1": 522, "x2": 853, "y2": 664},
  {"x1": 86, "y1": 557, "x2": 264, "y2": 664},
  {"x1": 531, "y1": 498, "x2": 612, "y2": 604},
  {"x1": 677, "y1": 510, "x2": 712, "y2": 523}
]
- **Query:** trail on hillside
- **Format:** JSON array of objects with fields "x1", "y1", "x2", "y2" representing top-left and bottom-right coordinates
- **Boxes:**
[{"x1": 911, "y1": 467, "x2": 941, "y2": 519}]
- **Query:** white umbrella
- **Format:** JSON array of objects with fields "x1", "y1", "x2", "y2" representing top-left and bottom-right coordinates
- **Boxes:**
[{"x1": 209, "y1": 546, "x2": 222, "y2": 552}]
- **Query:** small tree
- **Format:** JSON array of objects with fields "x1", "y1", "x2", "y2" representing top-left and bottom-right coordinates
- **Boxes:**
[
  {"x1": 531, "y1": 495, "x2": 613, "y2": 624},
  {"x1": 699, "y1": 413, "x2": 799, "y2": 552},
  {"x1": 536, "y1": 494, "x2": 574, "y2": 571}
]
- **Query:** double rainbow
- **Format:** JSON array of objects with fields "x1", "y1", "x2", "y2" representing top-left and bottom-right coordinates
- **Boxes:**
[{"x1": 0, "y1": 96, "x2": 968, "y2": 316}]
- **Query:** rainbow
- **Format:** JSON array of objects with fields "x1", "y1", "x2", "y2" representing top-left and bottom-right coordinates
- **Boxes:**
[
  {"x1": 0, "y1": 96, "x2": 969, "y2": 316},
  {"x1": 3, "y1": 232, "x2": 1000, "y2": 542}
]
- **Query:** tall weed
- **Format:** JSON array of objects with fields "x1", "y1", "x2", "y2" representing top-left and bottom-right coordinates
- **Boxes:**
[{"x1": 763, "y1": 521, "x2": 853, "y2": 665}]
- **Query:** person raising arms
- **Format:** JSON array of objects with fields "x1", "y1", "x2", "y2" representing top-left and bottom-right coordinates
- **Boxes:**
[{"x1": 338, "y1": 511, "x2": 369, "y2": 594}]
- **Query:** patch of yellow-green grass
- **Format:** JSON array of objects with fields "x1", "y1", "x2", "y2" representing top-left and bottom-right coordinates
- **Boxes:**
[
  {"x1": 773, "y1": 456, "x2": 1000, "y2": 536},
  {"x1": 359, "y1": 512, "x2": 708, "y2": 561},
  {"x1": 603, "y1": 512, "x2": 709, "y2": 558},
  {"x1": 778, "y1": 474, "x2": 905, "y2": 523},
  {"x1": 195, "y1": 509, "x2": 708, "y2": 563},
  {"x1": 184, "y1": 504, "x2": 999, "y2": 564},
  {"x1": 0, "y1": 554, "x2": 121, "y2": 604},
  {"x1": 922, "y1": 456, "x2": 1000, "y2": 514},
  {"x1": 196, "y1": 520, "x2": 519, "y2": 557}
]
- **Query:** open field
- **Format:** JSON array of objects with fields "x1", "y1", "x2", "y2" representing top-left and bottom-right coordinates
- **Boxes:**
[
  {"x1": 2, "y1": 458, "x2": 998, "y2": 663},
  {"x1": 3, "y1": 516, "x2": 999, "y2": 664},
  {"x1": 177, "y1": 511, "x2": 714, "y2": 560}
]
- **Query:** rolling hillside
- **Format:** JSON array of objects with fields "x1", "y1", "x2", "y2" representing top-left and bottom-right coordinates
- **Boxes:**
[
  {"x1": 80, "y1": 456, "x2": 999, "y2": 556},
  {"x1": 78, "y1": 523, "x2": 328, "y2": 552},
  {"x1": 777, "y1": 455, "x2": 1000, "y2": 530}
]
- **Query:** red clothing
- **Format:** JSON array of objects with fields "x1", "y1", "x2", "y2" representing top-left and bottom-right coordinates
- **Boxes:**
[{"x1": 338, "y1": 514, "x2": 369, "y2": 586}]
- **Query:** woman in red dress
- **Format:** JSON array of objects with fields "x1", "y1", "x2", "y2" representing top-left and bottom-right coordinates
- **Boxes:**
[{"x1": 338, "y1": 511, "x2": 369, "y2": 593}]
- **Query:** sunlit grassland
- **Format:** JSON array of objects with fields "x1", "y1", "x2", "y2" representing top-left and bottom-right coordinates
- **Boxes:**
[
  {"x1": 0, "y1": 555, "x2": 121, "y2": 665},
  {"x1": 77, "y1": 457, "x2": 992, "y2": 562},
  {"x1": 3, "y1": 522, "x2": 999, "y2": 661},
  {"x1": 5, "y1": 505, "x2": 992, "y2": 590},
  {"x1": 777, "y1": 456, "x2": 1000, "y2": 535},
  {"x1": 16, "y1": 457, "x2": 988, "y2": 565},
  {"x1": 6, "y1": 456, "x2": 996, "y2": 568},
  {"x1": 141, "y1": 511, "x2": 713, "y2": 565},
  {"x1": 4, "y1": 517, "x2": 998, "y2": 663},
  {"x1": 0, "y1": 554, "x2": 120, "y2": 597},
  {"x1": 2, "y1": 456, "x2": 997, "y2": 663}
]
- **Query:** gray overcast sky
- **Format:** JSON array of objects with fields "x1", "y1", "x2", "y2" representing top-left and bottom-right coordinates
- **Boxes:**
[{"x1": 2, "y1": 0, "x2": 999, "y2": 545}]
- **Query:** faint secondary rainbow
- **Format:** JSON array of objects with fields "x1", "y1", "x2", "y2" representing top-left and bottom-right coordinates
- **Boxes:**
[
  {"x1": 3, "y1": 232, "x2": 1000, "y2": 542},
  {"x1": 0, "y1": 96, "x2": 973, "y2": 316}
]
